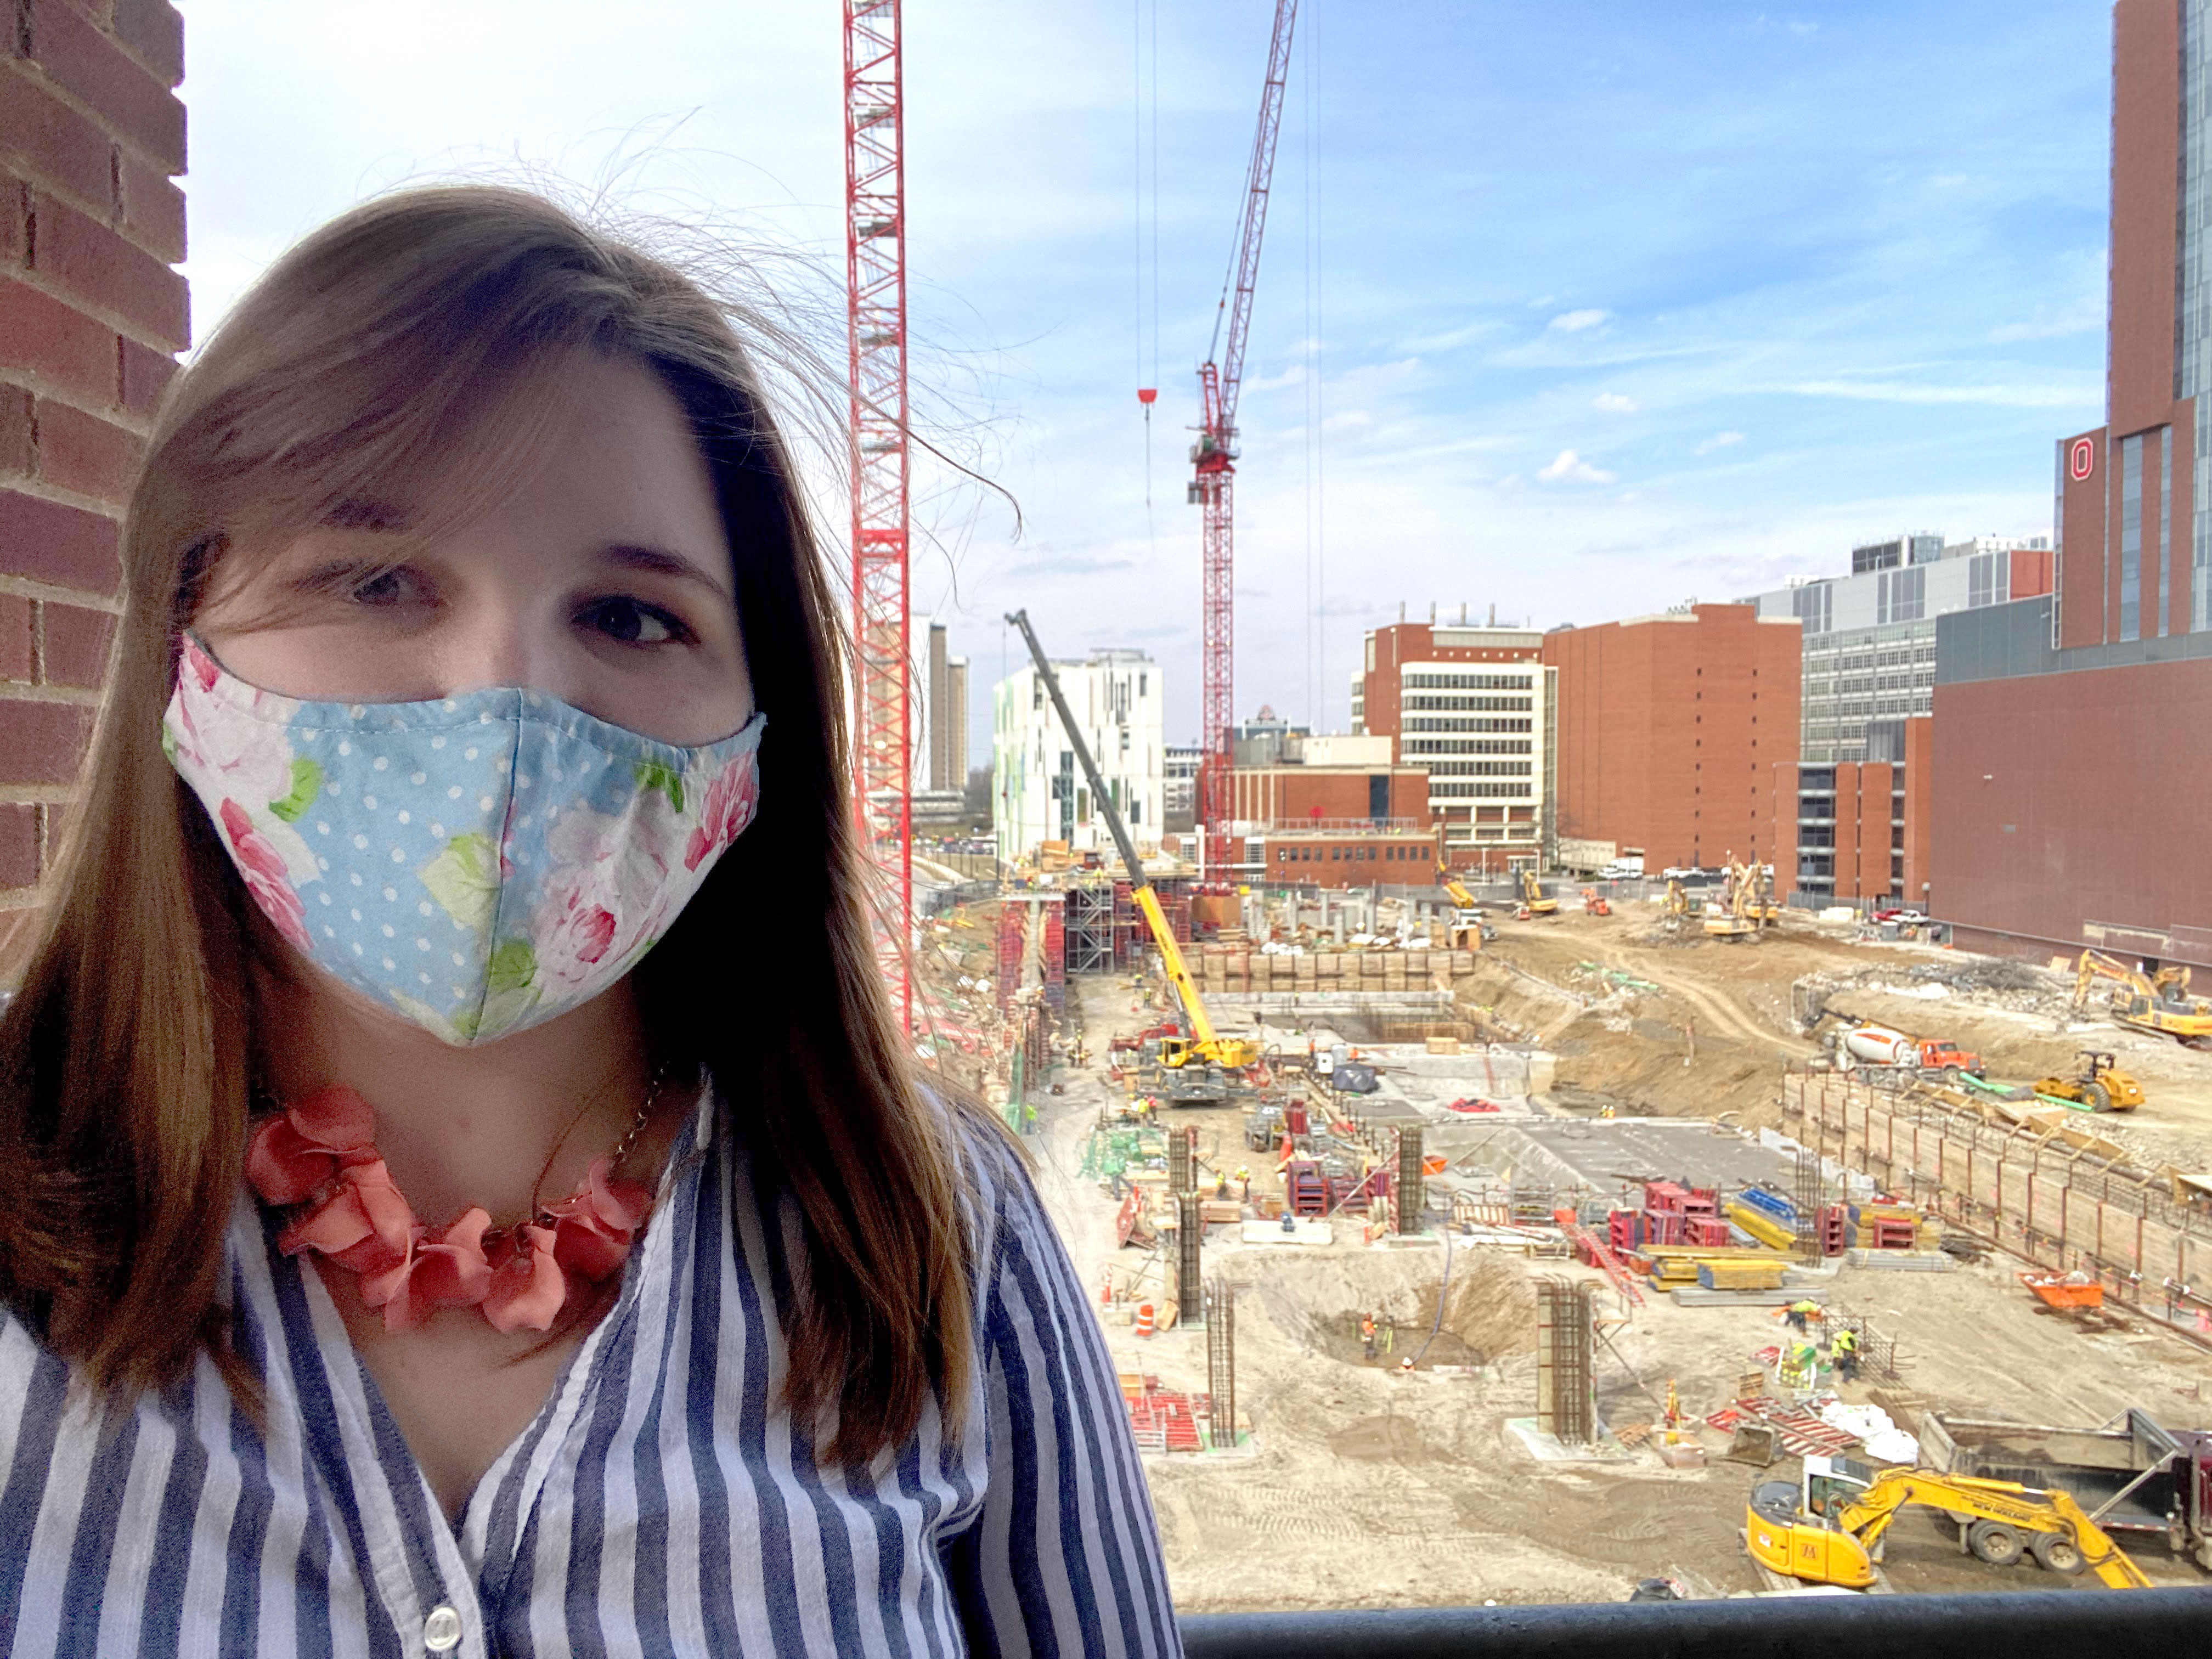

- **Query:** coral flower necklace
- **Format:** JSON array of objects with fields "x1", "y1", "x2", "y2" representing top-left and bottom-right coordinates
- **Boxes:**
[{"x1": 245, "y1": 1076, "x2": 664, "y2": 1334}]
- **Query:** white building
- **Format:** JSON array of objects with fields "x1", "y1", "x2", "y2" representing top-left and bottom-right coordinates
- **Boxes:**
[
  {"x1": 992, "y1": 648, "x2": 1166, "y2": 864},
  {"x1": 1745, "y1": 535, "x2": 2050, "y2": 764}
]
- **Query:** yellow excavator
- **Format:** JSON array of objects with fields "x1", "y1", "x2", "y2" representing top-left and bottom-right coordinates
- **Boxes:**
[
  {"x1": 1703, "y1": 853, "x2": 1777, "y2": 942},
  {"x1": 2072, "y1": 950, "x2": 2212, "y2": 1050},
  {"x1": 1517, "y1": 868, "x2": 1559, "y2": 918},
  {"x1": 1007, "y1": 612, "x2": 1259, "y2": 1094},
  {"x1": 1746, "y1": 1454, "x2": 2152, "y2": 1590}
]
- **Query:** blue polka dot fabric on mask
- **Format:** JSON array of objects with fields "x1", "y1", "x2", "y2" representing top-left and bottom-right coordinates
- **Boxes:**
[{"x1": 164, "y1": 636, "x2": 764, "y2": 1046}]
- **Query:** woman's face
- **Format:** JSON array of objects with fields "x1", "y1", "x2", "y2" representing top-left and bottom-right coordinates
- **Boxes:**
[{"x1": 196, "y1": 354, "x2": 754, "y2": 747}]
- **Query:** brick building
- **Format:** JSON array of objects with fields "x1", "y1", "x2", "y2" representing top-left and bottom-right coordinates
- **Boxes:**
[
  {"x1": 1543, "y1": 603, "x2": 1801, "y2": 875},
  {"x1": 0, "y1": 0, "x2": 188, "y2": 974},
  {"x1": 1352, "y1": 619, "x2": 1554, "y2": 872},
  {"x1": 1933, "y1": 0, "x2": 2212, "y2": 971},
  {"x1": 1794, "y1": 716, "x2": 1933, "y2": 909}
]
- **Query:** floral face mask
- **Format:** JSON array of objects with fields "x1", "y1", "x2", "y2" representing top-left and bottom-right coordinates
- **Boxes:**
[{"x1": 163, "y1": 636, "x2": 764, "y2": 1046}]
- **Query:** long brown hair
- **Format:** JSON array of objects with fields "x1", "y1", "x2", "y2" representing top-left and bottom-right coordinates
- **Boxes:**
[{"x1": 0, "y1": 185, "x2": 991, "y2": 1465}]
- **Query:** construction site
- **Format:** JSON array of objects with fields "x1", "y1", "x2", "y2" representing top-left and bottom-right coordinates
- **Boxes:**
[{"x1": 912, "y1": 843, "x2": 2212, "y2": 1609}]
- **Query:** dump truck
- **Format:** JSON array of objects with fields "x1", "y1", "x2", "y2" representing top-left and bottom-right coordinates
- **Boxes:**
[
  {"x1": 1923, "y1": 1409, "x2": 2212, "y2": 1571},
  {"x1": 1746, "y1": 1453, "x2": 2152, "y2": 1589}
]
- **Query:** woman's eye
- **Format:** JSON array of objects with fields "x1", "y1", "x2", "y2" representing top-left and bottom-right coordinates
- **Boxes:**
[
  {"x1": 348, "y1": 567, "x2": 429, "y2": 607},
  {"x1": 581, "y1": 597, "x2": 686, "y2": 646}
]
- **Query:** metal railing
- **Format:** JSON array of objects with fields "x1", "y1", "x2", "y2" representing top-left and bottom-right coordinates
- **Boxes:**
[{"x1": 1178, "y1": 1588, "x2": 2212, "y2": 1657}]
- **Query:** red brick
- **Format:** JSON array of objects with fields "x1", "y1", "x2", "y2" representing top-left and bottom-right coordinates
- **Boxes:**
[
  {"x1": 118, "y1": 333, "x2": 171, "y2": 416},
  {"x1": 0, "y1": 487, "x2": 119, "y2": 592},
  {"x1": 0, "y1": 387, "x2": 30, "y2": 476},
  {"x1": 33, "y1": 396, "x2": 137, "y2": 498},
  {"x1": 0, "y1": 803, "x2": 36, "y2": 888},
  {"x1": 0, "y1": 272, "x2": 119, "y2": 403},
  {"x1": 29, "y1": 189, "x2": 185, "y2": 346},
  {"x1": 40, "y1": 599, "x2": 112, "y2": 685},
  {"x1": 109, "y1": 0, "x2": 180, "y2": 87},
  {"x1": 114, "y1": 149, "x2": 181, "y2": 262},
  {"x1": 25, "y1": 0, "x2": 185, "y2": 173},
  {"x1": 0, "y1": 696, "x2": 92, "y2": 783},
  {"x1": 0, "y1": 65, "x2": 119, "y2": 211},
  {"x1": 0, "y1": 596, "x2": 31, "y2": 680}
]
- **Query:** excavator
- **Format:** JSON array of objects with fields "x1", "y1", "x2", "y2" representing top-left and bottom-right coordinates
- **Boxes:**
[
  {"x1": 1516, "y1": 868, "x2": 1559, "y2": 919},
  {"x1": 1007, "y1": 612, "x2": 1259, "y2": 1101},
  {"x1": 1702, "y1": 854, "x2": 1778, "y2": 943},
  {"x1": 1747, "y1": 1454, "x2": 2152, "y2": 1590},
  {"x1": 2072, "y1": 950, "x2": 2212, "y2": 1050},
  {"x1": 1434, "y1": 863, "x2": 1496, "y2": 951}
]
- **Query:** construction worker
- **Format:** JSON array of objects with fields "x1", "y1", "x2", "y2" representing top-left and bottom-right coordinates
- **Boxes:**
[
  {"x1": 1784, "y1": 1299, "x2": 1820, "y2": 1334},
  {"x1": 1360, "y1": 1312, "x2": 1377, "y2": 1361},
  {"x1": 1234, "y1": 1164, "x2": 1252, "y2": 1203},
  {"x1": 1831, "y1": 1325, "x2": 1860, "y2": 1383}
]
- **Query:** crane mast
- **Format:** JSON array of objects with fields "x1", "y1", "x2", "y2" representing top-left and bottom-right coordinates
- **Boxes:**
[
  {"x1": 845, "y1": 0, "x2": 912, "y2": 1031},
  {"x1": 1190, "y1": 0, "x2": 1300, "y2": 866}
]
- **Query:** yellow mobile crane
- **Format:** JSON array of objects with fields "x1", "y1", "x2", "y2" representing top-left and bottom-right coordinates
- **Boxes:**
[
  {"x1": 1435, "y1": 862, "x2": 1493, "y2": 951},
  {"x1": 2072, "y1": 950, "x2": 2212, "y2": 1050},
  {"x1": 1747, "y1": 1454, "x2": 2152, "y2": 1590},
  {"x1": 1007, "y1": 612, "x2": 1259, "y2": 1087}
]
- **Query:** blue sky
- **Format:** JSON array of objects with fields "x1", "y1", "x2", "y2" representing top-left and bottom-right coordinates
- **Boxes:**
[{"x1": 180, "y1": 2, "x2": 2115, "y2": 754}]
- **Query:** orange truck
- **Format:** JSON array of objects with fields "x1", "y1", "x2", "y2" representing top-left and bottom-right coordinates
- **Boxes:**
[{"x1": 1837, "y1": 1022, "x2": 1985, "y2": 1081}]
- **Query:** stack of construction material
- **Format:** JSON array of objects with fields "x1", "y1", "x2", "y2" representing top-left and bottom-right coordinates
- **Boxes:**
[
  {"x1": 1728, "y1": 1188, "x2": 1799, "y2": 1252},
  {"x1": 1697, "y1": 1259, "x2": 1790, "y2": 1291},
  {"x1": 1847, "y1": 1200, "x2": 1938, "y2": 1251}
]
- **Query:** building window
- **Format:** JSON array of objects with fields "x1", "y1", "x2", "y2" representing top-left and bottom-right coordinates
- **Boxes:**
[{"x1": 2120, "y1": 430, "x2": 2144, "y2": 642}]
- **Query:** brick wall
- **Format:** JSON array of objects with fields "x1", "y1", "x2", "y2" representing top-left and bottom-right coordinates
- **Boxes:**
[
  {"x1": 0, "y1": 0, "x2": 186, "y2": 973},
  {"x1": 1544, "y1": 603, "x2": 1801, "y2": 872}
]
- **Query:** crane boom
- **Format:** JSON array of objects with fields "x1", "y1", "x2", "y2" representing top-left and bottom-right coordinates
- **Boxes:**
[
  {"x1": 1190, "y1": 0, "x2": 1300, "y2": 860},
  {"x1": 1006, "y1": 610, "x2": 1246, "y2": 1064}
]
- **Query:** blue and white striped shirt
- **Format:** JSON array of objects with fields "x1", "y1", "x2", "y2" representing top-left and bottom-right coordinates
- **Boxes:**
[{"x1": 0, "y1": 1094, "x2": 1180, "y2": 1657}]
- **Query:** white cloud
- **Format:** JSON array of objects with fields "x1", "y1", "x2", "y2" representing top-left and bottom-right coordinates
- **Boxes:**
[
  {"x1": 1695, "y1": 430, "x2": 1747, "y2": 455},
  {"x1": 1548, "y1": 308, "x2": 1612, "y2": 334},
  {"x1": 1537, "y1": 449, "x2": 1617, "y2": 484},
  {"x1": 1592, "y1": 392, "x2": 1638, "y2": 413},
  {"x1": 1786, "y1": 377, "x2": 2097, "y2": 409}
]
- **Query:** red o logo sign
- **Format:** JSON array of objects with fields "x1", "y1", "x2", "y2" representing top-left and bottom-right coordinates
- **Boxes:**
[{"x1": 2069, "y1": 437, "x2": 2096, "y2": 482}]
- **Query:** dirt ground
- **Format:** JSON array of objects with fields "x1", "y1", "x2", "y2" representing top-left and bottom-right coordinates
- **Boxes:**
[
  {"x1": 1024, "y1": 944, "x2": 2212, "y2": 1612},
  {"x1": 1462, "y1": 903, "x2": 2212, "y2": 1170}
]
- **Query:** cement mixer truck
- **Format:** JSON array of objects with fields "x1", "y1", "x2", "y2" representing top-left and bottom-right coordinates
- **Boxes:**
[{"x1": 1819, "y1": 1015, "x2": 1984, "y2": 1083}]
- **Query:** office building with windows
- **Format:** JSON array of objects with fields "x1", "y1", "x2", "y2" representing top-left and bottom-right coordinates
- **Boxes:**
[
  {"x1": 1353, "y1": 620, "x2": 1555, "y2": 871},
  {"x1": 990, "y1": 650, "x2": 1165, "y2": 865}
]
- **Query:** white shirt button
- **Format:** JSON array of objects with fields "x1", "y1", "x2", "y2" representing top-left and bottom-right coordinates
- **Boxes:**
[{"x1": 423, "y1": 1604, "x2": 463, "y2": 1653}]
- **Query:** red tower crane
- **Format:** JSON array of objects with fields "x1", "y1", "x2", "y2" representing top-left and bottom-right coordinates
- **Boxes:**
[
  {"x1": 1190, "y1": 0, "x2": 1300, "y2": 865},
  {"x1": 844, "y1": 0, "x2": 912, "y2": 1031}
]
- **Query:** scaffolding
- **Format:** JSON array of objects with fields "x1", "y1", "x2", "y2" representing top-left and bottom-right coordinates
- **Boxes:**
[
  {"x1": 1793, "y1": 1144, "x2": 1827, "y2": 1263},
  {"x1": 1176, "y1": 1193, "x2": 1204, "y2": 1324},
  {"x1": 1169, "y1": 1125, "x2": 1198, "y2": 1195},
  {"x1": 1395, "y1": 1125, "x2": 1426, "y2": 1235},
  {"x1": 1205, "y1": 1278, "x2": 1237, "y2": 1449},
  {"x1": 1065, "y1": 881, "x2": 1115, "y2": 974},
  {"x1": 1536, "y1": 1278, "x2": 1596, "y2": 1444}
]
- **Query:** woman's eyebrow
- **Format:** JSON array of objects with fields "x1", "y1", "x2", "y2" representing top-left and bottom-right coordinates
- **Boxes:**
[{"x1": 601, "y1": 541, "x2": 732, "y2": 597}]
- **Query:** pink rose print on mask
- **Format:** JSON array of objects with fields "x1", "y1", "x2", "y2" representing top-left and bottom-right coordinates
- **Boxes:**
[
  {"x1": 684, "y1": 752, "x2": 759, "y2": 872},
  {"x1": 219, "y1": 798, "x2": 313, "y2": 952}
]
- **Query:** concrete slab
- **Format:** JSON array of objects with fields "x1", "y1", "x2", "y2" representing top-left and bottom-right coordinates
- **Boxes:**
[
  {"x1": 1502, "y1": 1418, "x2": 1638, "y2": 1463},
  {"x1": 1449, "y1": 1118, "x2": 1800, "y2": 1201}
]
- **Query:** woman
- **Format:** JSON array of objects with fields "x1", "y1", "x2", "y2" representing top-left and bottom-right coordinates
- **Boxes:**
[{"x1": 0, "y1": 187, "x2": 1180, "y2": 1658}]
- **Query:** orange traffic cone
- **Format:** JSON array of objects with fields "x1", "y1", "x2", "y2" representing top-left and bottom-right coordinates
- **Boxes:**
[{"x1": 1135, "y1": 1303, "x2": 1155, "y2": 1339}]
